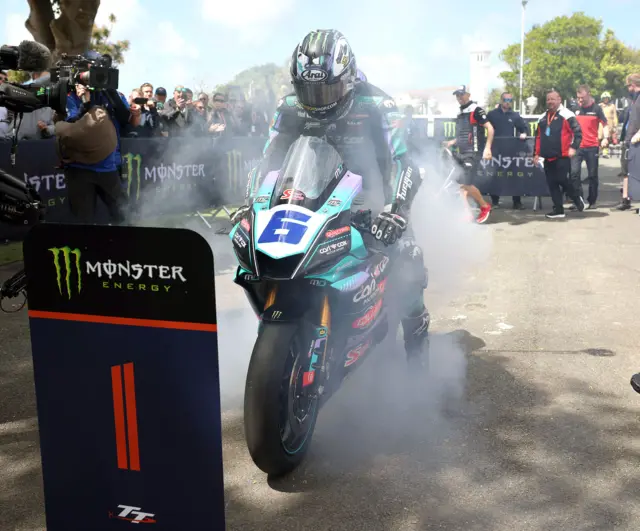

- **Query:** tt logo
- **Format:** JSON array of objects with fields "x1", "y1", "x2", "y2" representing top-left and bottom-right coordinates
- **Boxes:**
[
  {"x1": 272, "y1": 311, "x2": 282, "y2": 319},
  {"x1": 110, "y1": 505, "x2": 156, "y2": 524}
]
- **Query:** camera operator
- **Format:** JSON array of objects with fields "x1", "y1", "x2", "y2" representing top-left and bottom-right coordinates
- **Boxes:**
[{"x1": 56, "y1": 82, "x2": 132, "y2": 224}]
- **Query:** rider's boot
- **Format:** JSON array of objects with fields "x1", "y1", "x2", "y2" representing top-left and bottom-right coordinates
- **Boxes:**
[{"x1": 402, "y1": 306, "x2": 430, "y2": 365}]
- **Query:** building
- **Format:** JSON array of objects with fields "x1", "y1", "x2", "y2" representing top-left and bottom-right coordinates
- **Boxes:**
[
  {"x1": 395, "y1": 49, "x2": 494, "y2": 116},
  {"x1": 469, "y1": 49, "x2": 491, "y2": 108}
]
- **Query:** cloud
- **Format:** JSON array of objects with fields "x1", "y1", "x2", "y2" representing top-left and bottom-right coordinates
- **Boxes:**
[
  {"x1": 156, "y1": 22, "x2": 200, "y2": 59},
  {"x1": 5, "y1": 12, "x2": 32, "y2": 45},
  {"x1": 94, "y1": 0, "x2": 146, "y2": 39},
  {"x1": 201, "y1": 0, "x2": 293, "y2": 42}
]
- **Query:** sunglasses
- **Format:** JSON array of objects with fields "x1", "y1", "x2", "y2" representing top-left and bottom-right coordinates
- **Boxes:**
[
  {"x1": 503, "y1": 98, "x2": 513, "y2": 102},
  {"x1": 214, "y1": 98, "x2": 225, "y2": 103}
]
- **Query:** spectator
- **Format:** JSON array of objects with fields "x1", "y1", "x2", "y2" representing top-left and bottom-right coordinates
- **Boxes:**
[
  {"x1": 623, "y1": 73, "x2": 640, "y2": 203},
  {"x1": 599, "y1": 91, "x2": 618, "y2": 158},
  {"x1": 0, "y1": 71, "x2": 7, "y2": 84},
  {"x1": 613, "y1": 102, "x2": 633, "y2": 210},
  {"x1": 140, "y1": 82, "x2": 153, "y2": 100},
  {"x1": 533, "y1": 90, "x2": 585, "y2": 219},
  {"x1": 570, "y1": 84, "x2": 608, "y2": 210},
  {"x1": 487, "y1": 91, "x2": 529, "y2": 209},
  {"x1": 613, "y1": 80, "x2": 639, "y2": 210},
  {"x1": 60, "y1": 84, "x2": 132, "y2": 223},
  {"x1": 190, "y1": 99, "x2": 209, "y2": 136},
  {"x1": 124, "y1": 88, "x2": 158, "y2": 137},
  {"x1": 229, "y1": 96, "x2": 254, "y2": 136},
  {"x1": 154, "y1": 87, "x2": 167, "y2": 110},
  {"x1": 159, "y1": 85, "x2": 194, "y2": 136},
  {"x1": 208, "y1": 92, "x2": 230, "y2": 137},
  {"x1": 185, "y1": 88, "x2": 194, "y2": 104}
]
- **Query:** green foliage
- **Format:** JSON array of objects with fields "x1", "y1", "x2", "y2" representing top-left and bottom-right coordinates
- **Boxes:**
[
  {"x1": 7, "y1": 70, "x2": 31, "y2": 83},
  {"x1": 499, "y1": 12, "x2": 640, "y2": 107},
  {"x1": 91, "y1": 14, "x2": 130, "y2": 65},
  {"x1": 215, "y1": 62, "x2": 290, "y2": 100}
]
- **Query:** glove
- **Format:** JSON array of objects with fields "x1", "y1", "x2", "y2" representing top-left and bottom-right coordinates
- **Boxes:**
[
  {"x1": 230, "y1": 204, "x2": 251, "y2": 225},
  {"x1": 371, "y1": 210, "x2": 407, "y2": 246}
]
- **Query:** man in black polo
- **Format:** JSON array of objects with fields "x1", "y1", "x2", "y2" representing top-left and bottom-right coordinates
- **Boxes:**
[{"x1": 487, "y1": 91, "x2": 529, "y2": 209}]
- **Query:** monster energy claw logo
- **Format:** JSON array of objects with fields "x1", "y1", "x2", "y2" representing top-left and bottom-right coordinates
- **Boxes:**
[
  {"x1": 123, "y1": 153, "x2": 142, "y2": 201},
  {"x1": 443, "y1": 121, "x2": 456, "y2": 137},
  {"x1": 49, "y1": 246, "x2": 82, "y2": 299},
  {"x1": 528, "y1": 121, "x2": 536, "y2": 137},
  {"x1": 227, "y1": 150, "x2": 242, "y2": 189}
]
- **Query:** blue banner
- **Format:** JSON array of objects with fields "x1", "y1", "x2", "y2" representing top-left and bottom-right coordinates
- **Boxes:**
[{"x1": 23, "y1": 224, "x2": 225, "y2": 530}]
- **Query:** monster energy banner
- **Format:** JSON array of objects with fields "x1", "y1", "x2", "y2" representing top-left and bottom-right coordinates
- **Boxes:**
[
  {"x1": 0, "y1": 136, "x2": 264, "y2": 225},
  {"x1": 23, "y1": 223, "x2": 225, "y2": 530},
  {"x1": 432, "y1": 116, "x2": 540, "y2": 141}
]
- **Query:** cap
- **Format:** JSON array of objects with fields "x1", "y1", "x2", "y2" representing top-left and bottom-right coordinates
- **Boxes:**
[
  {"x1": 155, "y1": 87, "x2": 167, "y2": 96},
  {"x1": 453, "y1": 85, "x2": 469, "y2": 96}
]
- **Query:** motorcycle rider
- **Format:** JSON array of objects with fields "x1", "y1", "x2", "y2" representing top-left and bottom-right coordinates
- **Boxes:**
[{"x1": 234, "y1": 29, "x2": 430, "y2": 361}]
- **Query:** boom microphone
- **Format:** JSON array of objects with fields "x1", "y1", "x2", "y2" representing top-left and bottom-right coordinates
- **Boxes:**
[
  {"x1": 17, "y1": 40, "x2": 52, "y2": 71},
  {"x1": 0, "y1": 40, "x2": 52, "y2": 72}
]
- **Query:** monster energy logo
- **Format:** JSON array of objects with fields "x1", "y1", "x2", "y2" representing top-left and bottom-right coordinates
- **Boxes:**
[
  {"x1": 122, "y1": 153, "x2": 142, "y2": 200},
  {"x1": 528, "y1": 121, "x2": 537, "y2": 137},
  {"x1": 227, "y1": 150, "x2": 242, "y2": 189},
  {"x1": 443, "y1": 121, "x2": 456, "y2": 137},
  {"x1": 49, "y1": 246, "x2": 82, "y2": 299}
]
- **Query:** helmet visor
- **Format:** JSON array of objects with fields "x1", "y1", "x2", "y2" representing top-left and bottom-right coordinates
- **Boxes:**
[{"x1": 293, "y1": 78, "x2": 350, "y2": 112}]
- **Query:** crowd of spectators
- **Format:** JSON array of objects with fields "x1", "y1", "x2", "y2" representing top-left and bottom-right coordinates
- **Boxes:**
[
  {"x1": 0, "y1": 69, "x2": 276, "y2": 141},
  {"x1": 122, "y1": 82, "x2": 275, "y2": 139}
]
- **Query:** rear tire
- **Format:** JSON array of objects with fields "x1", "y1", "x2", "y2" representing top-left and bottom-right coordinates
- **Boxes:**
[{"x1": 244, "y1": 322, "x2": 319, "y2": 476}]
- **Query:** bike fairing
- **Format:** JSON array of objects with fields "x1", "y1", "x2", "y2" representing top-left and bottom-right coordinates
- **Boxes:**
[{"x1": 230, "y1": 29, "x2": 431, "y2": 476}]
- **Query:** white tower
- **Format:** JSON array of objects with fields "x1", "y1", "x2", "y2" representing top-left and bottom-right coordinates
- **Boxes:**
[{"x1": 469, "y1": 49, "x2": 491, "y2": 108}]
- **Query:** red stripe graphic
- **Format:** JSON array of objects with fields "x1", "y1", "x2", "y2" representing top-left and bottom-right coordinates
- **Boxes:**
[
  {"x1": 29, "y1": 310, "x2": 217, "y2": 332},
  {"x1": 123, "y1": 363, "x2": 140, "y2": 471},
  {"x1": 111, "y1": 363, "x2": 141, "y2": 471},
  {"x1": 111, "y1": 365, "x2": 128, "y2": 470}
]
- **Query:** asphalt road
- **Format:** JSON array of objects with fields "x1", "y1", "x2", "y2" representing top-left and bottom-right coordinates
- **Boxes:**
[{"x1": 3, "y1": 158, "x2": 640, "y2": 530}]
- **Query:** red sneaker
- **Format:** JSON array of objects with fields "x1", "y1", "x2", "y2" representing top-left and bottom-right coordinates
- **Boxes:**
[{"x1": 476, "y1": 204, "x2": 491, "y2": 224}]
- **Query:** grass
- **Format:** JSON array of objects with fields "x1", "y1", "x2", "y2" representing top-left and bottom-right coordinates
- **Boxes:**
[{"x1": 0, "y1": 242, "x2": 23, "y2": 266}]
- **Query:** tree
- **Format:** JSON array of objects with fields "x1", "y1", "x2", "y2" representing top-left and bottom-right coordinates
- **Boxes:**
[
  {"x1": 215, "y1": 62, "x2": 290, "y2": 104},
  {"x1": 498, "y1": 12, "x2": 640, "y2": 110},
  {"x1": 486, "y1": 88, "x2": 504, "y2": 110},
  {"x1": 25, "y1": 0, "x2": 101, "y2": 60},
  {"x1": 90, "y1": 14, "x2": 130, "y2": 65}
]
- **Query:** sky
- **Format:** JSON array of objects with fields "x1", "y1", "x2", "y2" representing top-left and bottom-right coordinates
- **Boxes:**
[{"x1": 2, "y1": 0, "x2": 638, "y2": 98}]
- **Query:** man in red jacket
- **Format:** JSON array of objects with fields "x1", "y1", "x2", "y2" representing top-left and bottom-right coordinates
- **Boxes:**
[
  {"x1": 570, "y1": 84, "x2": 609, "y2": 209},
  {"x1": 533, "y1": 90, "x2": 586, "y2": 219}
]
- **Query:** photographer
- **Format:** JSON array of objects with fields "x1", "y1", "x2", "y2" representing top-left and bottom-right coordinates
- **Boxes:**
[
  {"x1": 57, "y1": 83, "x2": 132, "y2": 224},
  {"x1": 159, "y1": 85, "x2": 195, "y2": 136}
]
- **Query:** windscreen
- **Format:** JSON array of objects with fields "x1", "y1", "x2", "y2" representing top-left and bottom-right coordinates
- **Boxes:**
[{"x1": 273, "y1": 136, "x2": 343, "y2": 205}]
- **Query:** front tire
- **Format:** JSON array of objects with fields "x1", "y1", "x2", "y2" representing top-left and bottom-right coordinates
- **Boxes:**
[{"x1": 244, "y1": 322, "x2": 319, "y2": 476}]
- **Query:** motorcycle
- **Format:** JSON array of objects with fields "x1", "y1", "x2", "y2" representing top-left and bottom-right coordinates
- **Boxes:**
[{"x1": 230, "y1": 136, "x2": 415, "y2": 476}]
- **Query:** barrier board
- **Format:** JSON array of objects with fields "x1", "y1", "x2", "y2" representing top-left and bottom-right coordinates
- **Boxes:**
[{"x1": 23, "y1": 223, "x2": 225, "y2": 530}]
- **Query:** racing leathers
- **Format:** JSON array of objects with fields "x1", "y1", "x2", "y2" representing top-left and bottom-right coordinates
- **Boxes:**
[{"x1": 244, "y1": 81, "x2": 430, "y2": 356}]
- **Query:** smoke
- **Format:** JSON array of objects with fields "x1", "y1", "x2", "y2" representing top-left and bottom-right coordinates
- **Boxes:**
[{"x1": 132, "y1": 117, "x2": 493, "y2": 470}]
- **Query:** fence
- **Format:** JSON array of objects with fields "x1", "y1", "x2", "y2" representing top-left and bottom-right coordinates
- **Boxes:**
[{"x1": 0, "y1": 124, "x2": 551, "y2": 239}]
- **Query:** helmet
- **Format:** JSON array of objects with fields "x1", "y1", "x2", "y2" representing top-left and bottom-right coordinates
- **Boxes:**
[
  {"x1": 601, "y1": 91, "x2": 611, "y2": 100},
  {"x1": 290, "y1": 29, "x2": 358, "y2": 121}
]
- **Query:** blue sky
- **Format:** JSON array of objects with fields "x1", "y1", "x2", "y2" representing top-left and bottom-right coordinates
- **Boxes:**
[{"x1": 2, "y1": 0, "x2": 638, "y2": 97}]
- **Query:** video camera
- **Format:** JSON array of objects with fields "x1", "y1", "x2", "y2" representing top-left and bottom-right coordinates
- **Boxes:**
[
  {"x1": 0, "y1": 167, "x2": 44, "y2": 306},
  {"x1": 0, "y1": 41, "x2": 119, "y2": 115}
]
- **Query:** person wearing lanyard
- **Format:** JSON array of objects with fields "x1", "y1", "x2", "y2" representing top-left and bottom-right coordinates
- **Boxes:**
[{"x1": 533, "y1": 90, "x2": 585, "y2": 219}]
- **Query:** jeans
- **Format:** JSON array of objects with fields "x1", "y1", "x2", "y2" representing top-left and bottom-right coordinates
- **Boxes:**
[{"x1": 570, "y1": 147, "x2": 599, "y2": 205}]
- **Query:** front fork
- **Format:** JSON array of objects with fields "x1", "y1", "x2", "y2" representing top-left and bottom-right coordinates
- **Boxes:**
[{"x1": 262, "y1": 285, "x2": 332, "y2": 397}]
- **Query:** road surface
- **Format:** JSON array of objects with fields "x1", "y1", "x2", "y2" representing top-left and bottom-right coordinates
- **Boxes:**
[{"x1": 2, "y1": 159, "x2": 640, "y2": 530}]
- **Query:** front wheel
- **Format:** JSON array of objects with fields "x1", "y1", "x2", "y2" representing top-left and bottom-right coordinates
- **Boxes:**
[{"x1": 244, "y1": 322, "x2": 319, "y2": 476}]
